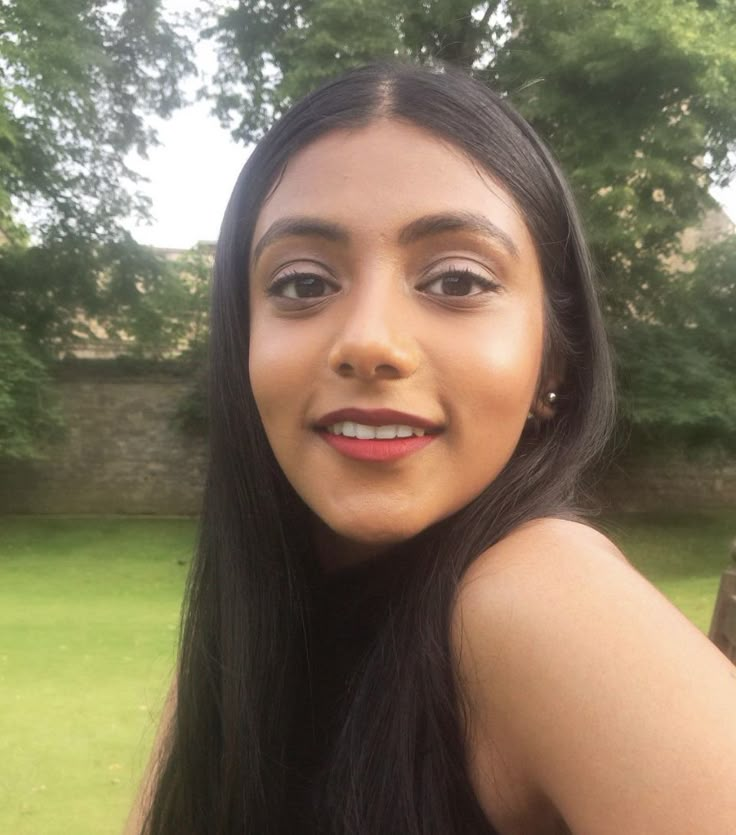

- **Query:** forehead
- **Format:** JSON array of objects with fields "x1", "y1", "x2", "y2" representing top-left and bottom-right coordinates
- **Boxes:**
[{"x1": 251, "y1": 119, "x2": 536, "y2": 254}]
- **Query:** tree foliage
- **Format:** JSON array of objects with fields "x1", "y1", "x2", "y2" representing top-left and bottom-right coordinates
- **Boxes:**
[
  {"x1": 206, "y1": 0, "x2": 736, "y2": 444},
  {"x1": 0, "y1": 317, "x2": 62, "y2": 460},
  {"x1": 494, "y1": 0, "x2": 736, "y2": 317},
  {"x1": 615, "y1": 235, "x2": 736, "y2": 445},
  {"x1": 0, "y1": 0, "x2": 193, "y2": 242},
  {"x1": 105, "y1": 242, "x2": 212, "y2": 359},
  {"x1": 0, "y1": 234, "x2": 212, "y2": 457},
  {"x1": 0, "y1": 1, "x2": 198, "y2": 459},
  {"x1": 0, "y1": 236, "x2": 209, "y2": 358},
  {"x1": 0, "y1": 0, "x2": 197, "y2": 348}
]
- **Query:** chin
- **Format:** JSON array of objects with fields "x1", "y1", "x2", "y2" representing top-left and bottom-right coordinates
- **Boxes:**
[
  {"x1": 313, "y1": 510, "x2": 428, "y2": 567},
  {"x1": 334, "y1": 518, "x2": 417, "y2": 547}
]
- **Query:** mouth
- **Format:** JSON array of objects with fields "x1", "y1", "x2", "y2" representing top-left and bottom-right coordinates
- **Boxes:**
[
  {"x1": 313, "y1": 408, "x2": 443, "y2": 462},
  {"x1": 314, "y1": 408, "x2": 443, "y2": 437},
  {"x1": 323, "y1": 421, "x2": 432, "y2": 439}
]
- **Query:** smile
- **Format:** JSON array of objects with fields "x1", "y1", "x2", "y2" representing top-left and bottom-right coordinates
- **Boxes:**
[
  {"x1": 326, "y1": 421, "x2": 428, "y2": 439},
  {"x1": 317, "y1": 425, "x2": 439, "y2": 462}
]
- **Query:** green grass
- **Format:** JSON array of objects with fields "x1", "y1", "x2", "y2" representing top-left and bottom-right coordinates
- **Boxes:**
[
  {"x1": 0, "y1": 518, "x2": 194, "y2": 835},
  {"x1": 0, "y1": 510, "x2": 734, "y2": 834},
  {"x1": 601, "y1": 510, "x2": 736, "y2": 633}
]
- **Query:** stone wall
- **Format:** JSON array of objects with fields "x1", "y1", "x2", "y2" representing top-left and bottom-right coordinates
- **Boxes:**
[
  {"x1": 599, "y1": 447, "x2": 736, "y2": 512},
  {"x1": 0, "y1": 372, "x2": 734, "y2": 514},
  {"x1": 0, "y1": 370, "x2": 206, "y2": 515}
]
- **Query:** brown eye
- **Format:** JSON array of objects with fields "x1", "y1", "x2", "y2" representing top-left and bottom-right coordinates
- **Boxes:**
[
  {"x1": 269, "y1": 273, "x2": 336, "y2": 300},
  {"x1": 437, "y1": 274, "x2": 477, "y2": 296},
  {"x1": 421, "y1": 268, "x2": 500, "y2": 298}
]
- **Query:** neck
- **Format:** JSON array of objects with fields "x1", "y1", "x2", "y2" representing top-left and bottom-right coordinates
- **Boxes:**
[{"x1": 310, "y1": 515, "x2": 395, "y2": 574}]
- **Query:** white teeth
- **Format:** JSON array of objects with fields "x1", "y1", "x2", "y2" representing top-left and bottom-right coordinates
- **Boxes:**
[
  {"x1": 326, "y1": 422, "x2": 430, "y2": 438},
  {"x1": 355, "y1": 423, "x2": 375, "y2": 439}
]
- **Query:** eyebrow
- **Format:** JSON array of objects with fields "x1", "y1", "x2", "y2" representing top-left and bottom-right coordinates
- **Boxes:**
[
  {"x1": 251, "y1": 218, "x2": 349, "y2": 267},
  {"x1": 398, "y1": 211, "x2": 520, "y2": 259},
  {"x1": 251, "y1": 210, "x2": 520, "y2": 267}
]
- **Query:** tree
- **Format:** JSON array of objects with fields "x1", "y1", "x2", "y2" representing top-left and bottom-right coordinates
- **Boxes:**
[
  {"x1": 614, "y1": 235, "x2": 736, "y2": 446},
  {"x1": 0, "y1": 0, "x2": 194, "y2": 243},
  {"x1": 0, "y1": 235, "x2": 209, "y2": 356},
  {"x1": 0, "y1": 317, "x2": 62, "y2": 460},
  {"x1": 493, "y1": 0, "x2": 736, "y2": 320},
  {"x1": 205, "y1": 0, "x2": 492, "y2": 141},
  {"x1": 0, "y1": 0, "x2": 196, "y2": 349},
  {"x1": 0, "y1": 1, "x2": 195, "y2": 459},
  {"x1": 205, "y1": 0, "x2": 736, "y2": 444},
  {"x1": 104, "y1": 241, "x2": 212, "y2": 359}
]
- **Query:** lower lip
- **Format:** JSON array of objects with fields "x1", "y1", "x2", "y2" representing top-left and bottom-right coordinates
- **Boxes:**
[{"x1": 318, "y1": 430, "x2": 438, "y2": 462}]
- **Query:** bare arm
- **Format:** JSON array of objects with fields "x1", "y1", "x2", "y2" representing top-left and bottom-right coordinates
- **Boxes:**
[{"x1": 453, "y1": 519, "x2": 736, "y2": 835}]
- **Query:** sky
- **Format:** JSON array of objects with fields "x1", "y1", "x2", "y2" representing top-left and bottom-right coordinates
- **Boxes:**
[
  {"x1": 126, "y1": 0, "x2": 248, "y2": 250},
  {"x1": 126, "y1": 1, "x2": 736, "y2": 251},
  {"x1": 126, "y1": 100, "x2": 249, "y2": 250}
]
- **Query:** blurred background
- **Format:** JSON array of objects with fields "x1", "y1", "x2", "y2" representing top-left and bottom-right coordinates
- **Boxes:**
[{"x1": 1, "y1": 0, "x2": 735, "y2": 832}]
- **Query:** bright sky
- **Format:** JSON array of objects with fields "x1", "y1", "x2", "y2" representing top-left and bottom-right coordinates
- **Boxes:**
[
  {"x1": 126, "y1": 101, "x2": 249, "y2": 250},
  {"x1": 126, "y1": 0, "x2": 249, "y2": 249},
  {"x1": 127, "y1": 1, "x2": 736, "y2": 250}
]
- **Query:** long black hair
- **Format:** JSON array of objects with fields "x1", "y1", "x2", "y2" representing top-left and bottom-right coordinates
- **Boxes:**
[{"x1": 144, "y1": 62, "x2": 616, "y2": 835}]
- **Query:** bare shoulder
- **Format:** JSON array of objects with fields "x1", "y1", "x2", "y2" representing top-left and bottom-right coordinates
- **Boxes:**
[
  {"x1": 452, "y1": 517, "x2": 736, "y2": 835},
  {"x1": 453, "y1": 517, "x2": 641, "y2": 664},
  {"x1": 455, "y1": 516, "x2": 670, "y2": 640},
  {"x1": 460, "y1": 516, "x2": 629, "y2": 586}
]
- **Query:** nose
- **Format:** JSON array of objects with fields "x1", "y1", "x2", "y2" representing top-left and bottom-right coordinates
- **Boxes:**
[{"x1": 327, "y1": 282, "x2": 420, "y2": 381}]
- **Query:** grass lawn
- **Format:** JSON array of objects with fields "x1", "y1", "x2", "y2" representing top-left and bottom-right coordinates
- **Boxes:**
[
  {"x1": 0, "y1": 510, "x2": 734, "y2": 834},
  {"x1": 0, "y1": 517, "x2": 194, "y2": 835},
  {"x1": 601, "y1": 510, "x2": 736, "y2": 633}
]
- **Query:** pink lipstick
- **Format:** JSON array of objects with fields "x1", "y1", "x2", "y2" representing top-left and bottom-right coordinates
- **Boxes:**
[
  {"x1": 319, "y1": 431, "x2": 437, "y2": 462},
  {"x1": 314, "y1": 407, "x2": 442, "y2": 463}
]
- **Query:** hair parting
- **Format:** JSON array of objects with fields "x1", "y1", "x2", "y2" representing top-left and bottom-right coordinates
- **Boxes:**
[{"x1": 143, "y1": 61, "x2": 615, "y2": 835}]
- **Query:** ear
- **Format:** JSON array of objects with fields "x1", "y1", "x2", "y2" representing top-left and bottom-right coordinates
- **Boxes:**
[
  {"x1": 533, "y1": 353, "x2": 566, "y2": 421},
  {"x1": 535, "y1": 387, "x2": 561, "y2": 420}
]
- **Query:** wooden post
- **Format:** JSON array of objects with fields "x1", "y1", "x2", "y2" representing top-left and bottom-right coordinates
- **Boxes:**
[{"x1": 709, "y1": 538, "x2": 736, "y2": 663}]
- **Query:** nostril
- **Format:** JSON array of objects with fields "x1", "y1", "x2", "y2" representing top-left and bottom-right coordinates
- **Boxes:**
[
  {"x1": 375, "y1": 363, "x2": 401, "y2": 379},
  {"x1": 335, "y1": 360, "x2": 401, "y2": 379},
  {"x1": 329, "y1": 339, "x2": 419, "y2": 380}
]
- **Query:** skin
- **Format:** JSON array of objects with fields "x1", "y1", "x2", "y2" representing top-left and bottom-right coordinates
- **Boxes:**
[
  {"x1": 125, "y1": 118, "x2": 736, "y2": 835},
  {"x1": 248, "y1": 119, "x2": 553, "y2": 565},
  {"x1": 247, "y1": 118, "x2": 736, "y2": 832},
  {"x1": 453, "y1": 518, "x2": 736, "y2": 834}
]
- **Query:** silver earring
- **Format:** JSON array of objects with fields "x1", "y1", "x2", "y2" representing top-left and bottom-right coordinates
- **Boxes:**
[{"x1": 545, "y1": 391, "x2": 558, "y2": 406}]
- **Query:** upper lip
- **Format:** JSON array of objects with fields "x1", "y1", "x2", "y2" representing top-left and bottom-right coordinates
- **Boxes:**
[{"x1": 314, "y1": 408, "x2": 443, "y2": 431}]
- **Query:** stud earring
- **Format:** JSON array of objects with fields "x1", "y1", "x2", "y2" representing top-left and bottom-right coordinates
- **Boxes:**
[{"x1": 545, "y1": 391, "x2": 558, "y2": 406}]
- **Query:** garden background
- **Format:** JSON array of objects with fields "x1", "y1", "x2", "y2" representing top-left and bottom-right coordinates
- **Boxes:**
[{"x1": 1, "y1": 0, "x2": 735, "y2": 832}]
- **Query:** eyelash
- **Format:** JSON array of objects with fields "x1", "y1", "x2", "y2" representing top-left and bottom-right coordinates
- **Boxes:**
[
  {"x1": 266, "y1": 266, "x2": 501, "y2": 303},
  {"x1": 266, "y1": 269, "x2": 338, "y2": 301},
  {"x1": 418, "y1": 267, "x2": 501, "y2": 298}
]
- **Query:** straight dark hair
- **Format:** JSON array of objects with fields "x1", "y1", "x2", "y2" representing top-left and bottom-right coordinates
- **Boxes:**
[{"x1": 143, "y1": 62, "x2": 616, "y2": 835}]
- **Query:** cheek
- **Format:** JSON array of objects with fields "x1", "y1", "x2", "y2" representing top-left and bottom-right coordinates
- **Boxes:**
[
  {"x1": 438, "y1": 308, "x2": 544, "y2": 418},
  {"x1": 248, "y1": 316, "x2": 324, "y2": 440},
  {"x1": 248, "y1": 321, "x2": 291, "y2": 428}
]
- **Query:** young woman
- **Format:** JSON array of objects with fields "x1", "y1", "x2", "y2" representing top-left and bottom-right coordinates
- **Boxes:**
[{"x1": 127, "y1": 62, "x2": 736, "y2": 835}]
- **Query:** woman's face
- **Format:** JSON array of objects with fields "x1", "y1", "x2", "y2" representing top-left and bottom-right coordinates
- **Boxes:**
[{"x1": 249, "y1": 119, "x2": 548, "y2": 561}]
